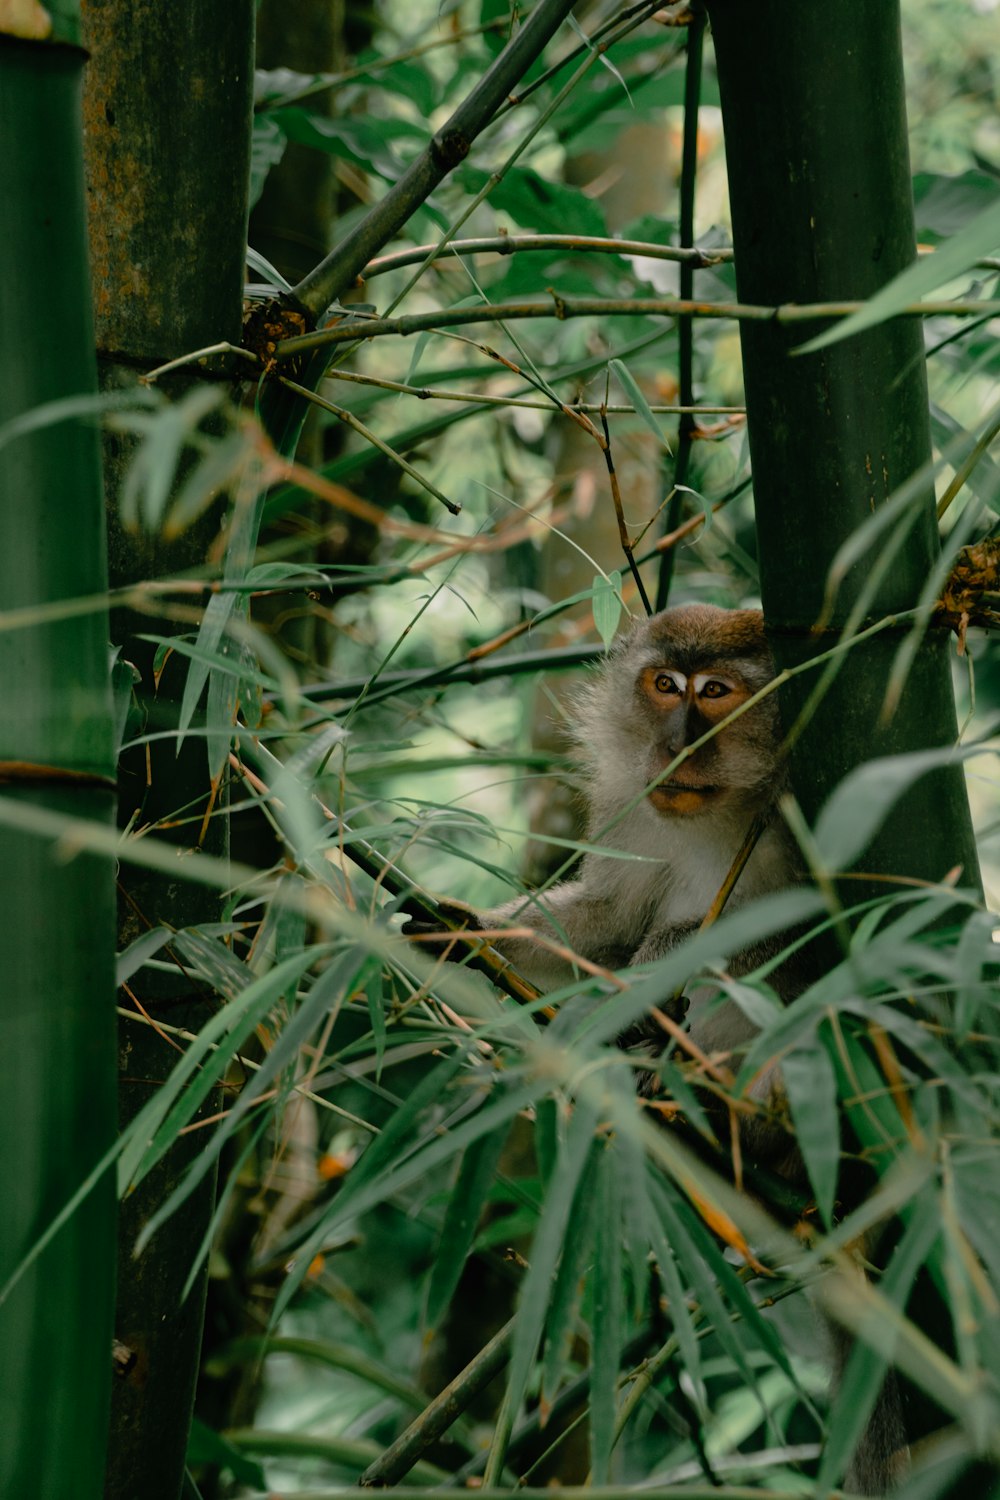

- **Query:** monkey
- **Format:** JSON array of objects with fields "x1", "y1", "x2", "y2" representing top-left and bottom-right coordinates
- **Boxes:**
[
  {"x1": 478, "y1": 603, "x2": 796, "y2": 1005},
  {"x1": 410, "y1": 603, "x2": 904, "y2": 1493}
]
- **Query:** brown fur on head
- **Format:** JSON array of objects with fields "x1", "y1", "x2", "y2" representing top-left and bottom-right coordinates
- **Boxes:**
[{"x1": 575, "y1": 604, "x2": 782, "y2": 825}]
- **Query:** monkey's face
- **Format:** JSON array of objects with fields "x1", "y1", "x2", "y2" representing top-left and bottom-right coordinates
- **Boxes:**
[{"x1": 626, "y1": 606, "x2": 780, "y2": 818}]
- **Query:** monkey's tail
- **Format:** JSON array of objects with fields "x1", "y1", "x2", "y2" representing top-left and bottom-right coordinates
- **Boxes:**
[{"x1": 830, "y1": 1324, "x2": 907, "y2": 1496}]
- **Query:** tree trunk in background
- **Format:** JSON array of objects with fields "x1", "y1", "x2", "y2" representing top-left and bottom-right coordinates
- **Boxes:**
[
  {"x1": 0, "y1": 22, "x2": 117, "y2": 1499},
  {"x1": 524, "y1": 123, "x2": 677, "y2": 885},
  {"x1": 79, "y1": 4, "x2": 254, "y2": 1495},
  {"x1": 706, "y1": 0, "x2": 982, "y2": 1470}
]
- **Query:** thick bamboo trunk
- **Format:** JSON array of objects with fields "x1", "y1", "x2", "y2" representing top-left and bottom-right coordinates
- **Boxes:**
[
  {"x1": 79, "y1": 4, "x2": 254, "y2": 1495},
  {"x1": 705, "y1": 0, "x2": 979, "y2": 891},
  {"x1": 706, "y1": 0, "x2": 983, "y2": 1479},
  {"x1": 0, "y1": 26, "x2": 117, "y2": 1500}
]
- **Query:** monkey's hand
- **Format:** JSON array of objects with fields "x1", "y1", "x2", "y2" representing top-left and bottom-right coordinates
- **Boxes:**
[{"x1": 401, "y1": 896, "x2": 484, "y2": 952}]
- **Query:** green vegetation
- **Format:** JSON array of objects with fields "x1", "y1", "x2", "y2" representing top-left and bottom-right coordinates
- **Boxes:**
[{"x1": 4, "y1": 1, "x2": 1000, "y2": 1496}]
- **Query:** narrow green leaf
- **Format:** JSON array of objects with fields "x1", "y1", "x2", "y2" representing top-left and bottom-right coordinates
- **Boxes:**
[
  {"x1": 274, "y1": 1076, "x2": 546, "y2": 1324},
  {"x1": 245, "y1": 243, "x2": 292, "y2": 293},
  {"x1": 800, "y1": 197, "x2": 1000, "y2": 354},
  {"x1": 425, "y1": 1124, "x2": 511, "y2": 1331},
  {"x1": 813, "y1": 739, "x2": 997, "y2": 872},
  {"x1": 116, "y1": 926, "x2": 172, "y2": 986},
  {"x1": 608, "y1": 357, "x2": 672, "y2": 452},
  {"x1": 137, "y1": 948, "x2": 370, "y2": 1251},
  {"x1": 499, "y1": 1102, "x2": 599, "y2": 1460},
  {"x1": 781, "y1": 1034, "x2": 840, "y2": 1229},
  {"x1": 366, "y1": 966, "x2": 387, "y2": 1081},
  {"x1": 590, "y1": 1139, "x2": 624, "y2": 1484},
  {"x1": 540, "y1": 1148, "x2": 598, "y2": 1410},
  {"x1": 592, "y1": 569, "x2": 623, "y2": 647},
  {"x1": 642, "y1": 1165, "x2": 705, "y2": 1412},
  {"x1": 117, "y1": 946, "x2": 328, "y2": 1195}
]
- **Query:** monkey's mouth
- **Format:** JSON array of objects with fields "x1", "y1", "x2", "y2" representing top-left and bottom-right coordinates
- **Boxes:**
[{"x1": 648, "y1": 780, "x2": 720, "y2": 814}]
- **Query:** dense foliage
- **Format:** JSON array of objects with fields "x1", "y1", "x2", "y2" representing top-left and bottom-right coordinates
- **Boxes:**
[{"x1": 7, "y1": 2, "x2": 1000, "y2": 1497}]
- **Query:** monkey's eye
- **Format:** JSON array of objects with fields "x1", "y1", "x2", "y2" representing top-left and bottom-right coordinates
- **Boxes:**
[
  {"x1": 654, "y1": 672, "x2": 681, "y2": 695},
  {"x1": 700, "y1": 679, "x2": 730, "y2": 699}
]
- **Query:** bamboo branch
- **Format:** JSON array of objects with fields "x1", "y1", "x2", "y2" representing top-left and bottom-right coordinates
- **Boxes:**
[
  {"x1": 359, "y1": 1319, "x2": 515, "y2": 1487},
  {"x1": 275, "y1": 294, "x2": 1000, "y2": 359},
  {"x1": 288, "y1": 0, "x2": 583, "y2": 318}
]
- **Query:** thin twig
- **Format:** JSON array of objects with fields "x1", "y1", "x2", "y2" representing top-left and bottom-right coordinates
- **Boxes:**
[
  {"x1": 363, "y1": 232, "x2": 732, "y2": 281},
  {"x1": 600, "y1": 406, "x2": 653, "y2": 614},
  {"x1": 656, "y1": 0, "x2": 704, "y2": 612},
  {"x1": 276, "y1": 377, "x2": 461, "y2": 515}
]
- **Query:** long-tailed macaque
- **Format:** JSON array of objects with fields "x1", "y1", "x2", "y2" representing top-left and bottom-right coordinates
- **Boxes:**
[{"x1": 416, "y1": 603, "x2": 903, "y2": 1494}]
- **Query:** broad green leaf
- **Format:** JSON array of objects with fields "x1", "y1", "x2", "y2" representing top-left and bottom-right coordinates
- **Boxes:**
[
  {"x1": 425, "y1": 1124, "x2": 511, "y2": 1331},
  {"x1": 914, "y1": 169, "x2": 1000, "y2": 239},
  {"x1": 782, "y1": 1034, "x2": 840, "y2": 1229},
  {"x1": 248, "y1": 116, "x2": 287, "y2": 208},
  {"x1": 608, "y1": 357, "x2": 671, "y2": 452},
  {"x1": 186, "y1": 1418, "x2": 266, "y2": 1490},
  {"x1": 592, "y1": 569, "x2": 623, "y2": 647},
  {"x1": 799, "y1": 196, "x2": 1000, "y2": 354},
  {"x1": 460, "y1": 164, "x2": 606, "y2": 236}
]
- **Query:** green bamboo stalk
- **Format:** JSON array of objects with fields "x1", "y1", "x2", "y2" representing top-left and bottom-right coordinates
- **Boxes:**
[
  {"x1": 0, "y1": 24, "x2": 117, "y2": 1500},
  {"x1": 705, "y1": 0, "x2": 983, "y2": 1478},
  {"x1": 79, "y1": 5, "x2": 254, "y2": 1497},
  {"x1": 705, "y1": 0, "x2": 980, "y2": 885}
]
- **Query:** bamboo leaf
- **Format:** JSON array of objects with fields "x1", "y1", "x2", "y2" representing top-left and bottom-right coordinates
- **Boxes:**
[
  {"x1": 540, "y1": 1148, "x2": 598, "y2": 1411},
  {"x1": 137, "y1": 947, "x2": 373, "y2": 1252},
  {"x1": 592, "y1": 569, "x2": 623, "y2": 647},
  {"x1": 800, "y1": 197, "x2": 1000, "y2": 354},
  {"x1": 117, "y1": 946, "x2": 329, "y2": 1196},
  {"x1": 116, "y1": 926, "x2": 172, "y2": 986},
  {"x1": 781, "y1": 1033, "x2": 840, "y2": 1229},
  {"x1": 812, "y1": 739, "x2": 998, "y2": 872},
  {"x1": 642, "y1": 1165, "x2": 705, "y2": 1413},
  {"x1": 498, "y1": 1101, "x2": 599, "y2": 1464},
  {"x1": 590, "y1": 1137, "x2": 624, "y2": 1484},
  {"x1": 274, "y1": 1076, "x2": 547, "y2": 1324},
  {"x1": 425, "y1": 1123, "x2": 511, "y2": 1332},
  {"x1": 609, "y1": 357, "x2": 671, "y2": 451}
]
